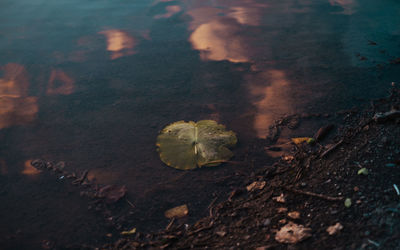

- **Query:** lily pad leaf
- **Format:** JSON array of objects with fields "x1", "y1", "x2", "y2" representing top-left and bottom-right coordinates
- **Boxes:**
[{"x1": 156, "y1": 120, "x2": 237, "y2": 170}]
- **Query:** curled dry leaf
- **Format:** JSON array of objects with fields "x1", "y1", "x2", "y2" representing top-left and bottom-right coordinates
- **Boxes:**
[
  {"x1": 246, "y1": 181, "x2": 266, "y2": 192},
  {"x1": 164, "y1": 204, "x2": 189, "y2": 219},
  {"x1": 275, "y1": 222, "x2": 312, "y2": 244},
  {"x1": 326, "y1": 222, "x2": 343, "y2": 235},
  {"x1": 98, "y1": 185, "x2": 127, "y2": 203}
]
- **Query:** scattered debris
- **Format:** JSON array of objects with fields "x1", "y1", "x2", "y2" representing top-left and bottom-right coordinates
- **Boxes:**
[
  {"x1": 121, "y1": 228, "x2": 136, "y2": 235},
  {"x1": 288, "y1": 211, "x2": 300, "y2": 219},
  {"x1": 164, "y1": 204, "x2": 189, "y2": 219},
  {"x1": 246, "y1": 181, "x2": 266, "y2": 192},
  {"x1": 326, "y1": 222, "x2": 343, "y2": 235},
  {"x1": 275, "y1": 222, "x2": 312, "y2": 244},
  {"x1": 385, "y1": 163, "x2": 396, "y2": 167},
  {"x1": 98, "y1": 185, "x2": 127, "y2": 204},
  {"x1": 272, "y1": 193, "x2": 286, "y2": 203}
]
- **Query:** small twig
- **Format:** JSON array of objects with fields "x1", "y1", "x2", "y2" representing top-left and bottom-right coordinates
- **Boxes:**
[
  {"x1": 208, "y1": 197, "x2": 218, "y2": 217},
  {"x1": 72, "y1": 170, "x2": 88, "y2": 185},
  {"x1": 126, "y1": 198, "x2": 135, "y2": 208},
  {"x1": 284, "y1": 187, "x2": 344, "y2": 201},
  {"x1": 165, "y1": 218, "x2": 175, "y2": 231},
  {"x1": 321, "y1": 139, "x2": 343, "y2": 158}
]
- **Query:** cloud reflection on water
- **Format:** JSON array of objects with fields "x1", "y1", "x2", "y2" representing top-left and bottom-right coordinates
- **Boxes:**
[
  {"x1": 99, "y1": 29, "x2": 137, "y2": 60},
  {"x1": 0, "y1": 63, "x2": 38, "y2": 129}
]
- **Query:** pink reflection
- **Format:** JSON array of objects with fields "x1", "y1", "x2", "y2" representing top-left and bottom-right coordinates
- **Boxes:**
[
  {"x1": 155, "y1": 5, "x2": 181, "y2": 19},
  {"x1": 99, "y1": 29, "x2": 137, "y2": 60},
  {"x1": 189, "y1": 19, "x2": 249, "y2": 63},
  {"x1": 47, "y1": 69, "x2": 75, "y2": 95},
  {"x1": 248, "y1": 70, "x2": 293, "y2": 138},
  {"x1": 0, "y1": 63, "x2": 38, "y2": 129}
]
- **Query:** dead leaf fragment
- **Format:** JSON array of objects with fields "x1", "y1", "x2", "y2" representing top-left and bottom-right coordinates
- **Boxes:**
[
  {"x1": 164, "y1": 204, "x2": 189, "y2": 219},
  {"x1": 288, "y1": 211, "x2": 300, "y2": 219},
  {"x1": 121, "y1": 227, "x2": 136, "y2": 235},
  {"x1": 275, "y1": 222, "x2": 312, "y2": 244},
  {"x1": 277, "y1": 207, "x2": 288, "y2": 213},
  {"x1": 273, "y1": 193, "x2": 286, "y2": 203},
  {"x1": 291, "y1": 137, "x2": 313, "y2": 145},
  {"x1": 246, "y1": 181, "x2": 266, "y2": 192},
  {"x1": 98, "y1": 185, "x2": 127, "y2": 203},
  {"x1": 326, "y1": 222, "x2": 343, "y2": 235}
]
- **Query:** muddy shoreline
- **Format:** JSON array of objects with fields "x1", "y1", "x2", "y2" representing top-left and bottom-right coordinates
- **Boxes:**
[{"x1": 95, "y1": 87, "x2": 400, "y2": 249}]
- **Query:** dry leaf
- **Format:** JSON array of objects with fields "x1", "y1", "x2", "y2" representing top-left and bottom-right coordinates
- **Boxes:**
[
  {"x1": 246, "y1": 181, "x2": 266, "y2": 192},
  {"x1": 275, "y1": 222, "x2": 312, "y2": 244},
  {"x1": 288, "y1": 211, "x2": 300, "y2": 219},
  {"x1": 164, "y1": 204, "x2": 189, "y2": 219},
  {"x1": 326, "y1": 223, "x2": 343, "y2": 235}
]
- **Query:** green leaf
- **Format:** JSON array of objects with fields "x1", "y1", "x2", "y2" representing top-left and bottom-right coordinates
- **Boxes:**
[
  {"x1": 344, "y1": 198, "x2": 352, "y2": 208},
  {"x1": 357, "y1": 168, "x2": 369, "y2": 175},
  {"x1": 156, "y1": 120, "x2": 237, "y2": 170}
]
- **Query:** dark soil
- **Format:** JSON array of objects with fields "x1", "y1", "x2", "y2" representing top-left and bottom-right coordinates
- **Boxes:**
[
  {"x1": 99, "y1": 88, "x2": 400, "y2": 249},
  {"x1": 12, "y1": 88, "x2": 400, "y2": 250}
]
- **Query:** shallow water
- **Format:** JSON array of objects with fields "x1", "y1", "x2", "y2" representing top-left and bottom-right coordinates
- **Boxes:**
[{"x1": 1, "y1": 0, "x2": 399, "y2": 248}]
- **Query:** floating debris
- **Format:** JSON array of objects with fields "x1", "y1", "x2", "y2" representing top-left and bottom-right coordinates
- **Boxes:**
[
  {"x1": 357, "y1": 168, "x2": 369, "y2": 175},
  {"x1": 164, "y1": 204, "x2": 189, "y2": 219}
]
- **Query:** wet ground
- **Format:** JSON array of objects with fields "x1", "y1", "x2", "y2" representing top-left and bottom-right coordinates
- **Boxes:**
[{"x1": 0, "y1": 0, "x2": 399, "y2": 248}]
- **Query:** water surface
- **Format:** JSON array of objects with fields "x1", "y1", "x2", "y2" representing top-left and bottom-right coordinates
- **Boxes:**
[{"x1": 1, "y1": 0, "x2": 399, "y2": 248}]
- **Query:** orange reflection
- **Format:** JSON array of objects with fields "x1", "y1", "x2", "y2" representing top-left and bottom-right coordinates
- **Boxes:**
[
  {"x1": 47, "y1": 69, "x2": 75, "y2": 95},
  {"x1": 155, "y1": 5, "x2": 181, "y2": 19},
  {"x1": 248, "y1": 70, "x2": 293, "y2": 138},
  {"x1": 99, "y1": 30, "x2": 137, "y2": 60},
  {"x1": 189, "y1": 19, "x2": 249, "y2": 63},
  {"x1": 22, "y1": 160, "x2": 41, "y2": 175},
  {"x1": 0, "y1": 63, "x2": 38, "y2": 129}
]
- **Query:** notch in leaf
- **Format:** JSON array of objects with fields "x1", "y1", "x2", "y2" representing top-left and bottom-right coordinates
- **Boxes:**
[{"x1": 156, "y1": 120, "x2": 237, "y2": 170}]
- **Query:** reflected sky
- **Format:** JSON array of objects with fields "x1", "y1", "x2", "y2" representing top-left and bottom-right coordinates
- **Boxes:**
[{"x1": 0, "y1": 0, "x2": 399, "y2": 239}]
